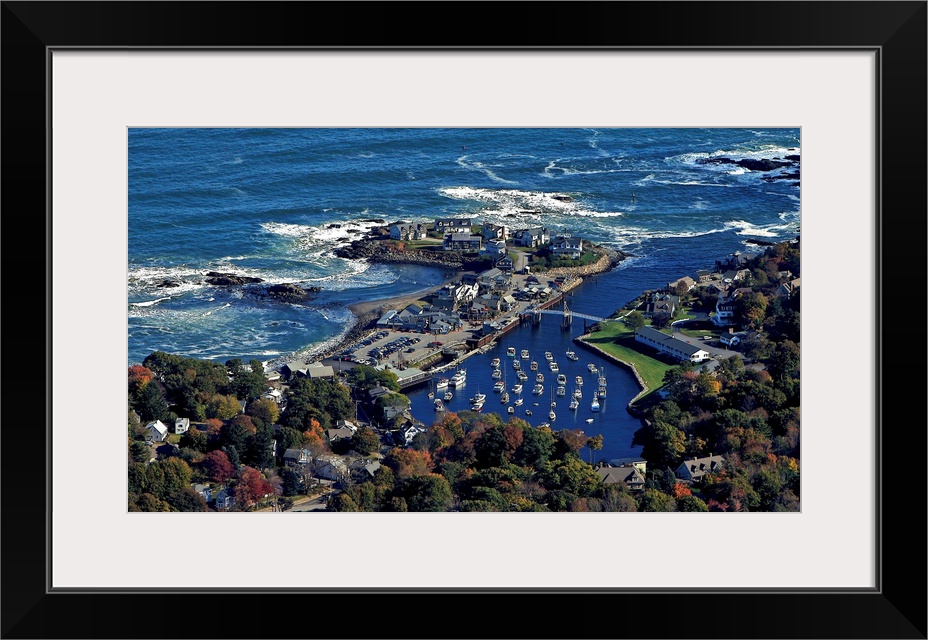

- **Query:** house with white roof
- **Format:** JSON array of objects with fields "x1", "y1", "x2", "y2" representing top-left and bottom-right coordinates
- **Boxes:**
[{"x1": 144, "y1": 420, "x2": 168, "y2": 443}]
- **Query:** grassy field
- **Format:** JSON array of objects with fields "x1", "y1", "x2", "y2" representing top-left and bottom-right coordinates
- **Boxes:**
[{"x1": 579, "y1": 321, "x2": 675, "y2": 400}]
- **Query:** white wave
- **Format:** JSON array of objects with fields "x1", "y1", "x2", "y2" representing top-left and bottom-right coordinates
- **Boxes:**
[
  {"x1": 725, "y1": 219, "x2": 797, "y2": 238},
  {"x1": 130, "y1": 296, "x2": 172, "y2": 308},
  {"x1": 455, "y1": 155, "x2": 519, "y2": 185},
  {"x1": 202, "y1": 303, "x2": 232, "y2": 317},
  {"x1": 668, "y1": 144, "x2": 800, "y2": 166}
]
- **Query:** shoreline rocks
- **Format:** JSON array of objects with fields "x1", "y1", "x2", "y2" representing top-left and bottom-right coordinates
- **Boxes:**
[{"x1": 204, "y1": 271, "x2": 264, "y2": 286}]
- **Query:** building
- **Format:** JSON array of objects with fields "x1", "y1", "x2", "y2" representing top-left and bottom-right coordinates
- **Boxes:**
[
  {"x1": 513, "y1": 227, "x2": 550, "y2": 248},
  {"x1": 643, "y1": 294, "x2": 678, "y2": 319},
  {"x1": 667, "y1": 276, "x2": 696, "y2": 292},
  {"x1": 174, "y1": 417, "x2": 190, "y2": 435},
  {"x1": 596, "y1": 465, "x2": 646, "y2": 493},
  {"x1": 550, "y1": 235, "x2": 583, "y2": 259},
  {"x1": 282, "y1": 447, "x2": 312, "y2": 467},
  {"x1": 634, "y1": 326, "x2": 711, "y2": 362},
  {"x1": 775, "y1": 277, "x2": 801, "y2": 299},
  {"x1": 390, "y1": 222, "x2": 428, "y2": 241},
  {"x1": 280, "y1": 360, "x2": 308, "y2": 380},
  {"x1": 480, "y1": 238, "x2": 507, "y2": 255},
  {"x1": 144, "y1": 420, "x2": 168, "y2": 443},
  {"x1": 695, "y1": 269, "x2": 714, "y2": 283},
  {"x1": 306, "y1": 361, "x2": 335, "y2": 379},
  {"x1": 495, "y1": 255, "x2": 514, "y2": 272},
  {"x1": 675, "y1": 455, "x2": 725, "y2": 483},
  {"x1": 712, "y1": 287, "x2": 753, "y2": 327},
  {"x1": 434, "y1": 218, "x2": 472, "y2": 235},
  {"x1": 443, "y1": 233, "x2": 482, "y2": 252},
  {"x1": 480, "y1": 221, "x2": 510, "y2": 241}
]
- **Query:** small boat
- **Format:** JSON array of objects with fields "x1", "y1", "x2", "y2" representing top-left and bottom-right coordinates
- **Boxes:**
[
  {"x1": 492, "y1": 368, "x2": 502, "y2": 379},
  {"x1": 598, "y1": 386, "x2": 606, "y2": 398},
  {"x1": 536, "y1": 373, "x2": 545, "y2": 383},
  {"x1": 508, "y1": 406, "x2": 515, "y2": 414},
  {"x1": 549, "y1": 362, "x2": 559, "y2": 372},
  {"x1": 449, "y1": 369, "x2": 467, "y2": 387},
  {"x1": 525, "y1": 409, "x2": 533, "y2": 416},
  {"x1": 434, "y1": 398, "x2": 445, "y2": 411},
  {"x1": 513, "y1": 360, "x2": 522, "y2": 370},
  {"x1": 533, "y1": 402, "x2": 540, "y2": 406},
  {"x1": 574, "y1": 387, "x2": 582, "y2": 399},
  {"x1": 549, "y1": 410, "x2": 557, "y2": 421},
  {"x1": 521, "y1": 349, "x2": 530, "y2": 359},
  {"x1": 591, "y1": 398, "x2": 600, "y2": 412},
  {"x1": 517, "y1": 371, "x2": 529, "y2": 381},
  {"x1": 501, "y1": 391, "x2": 510, "y2": 403},
  {"x1": 557, "y1": 374, "x2": 567, "y2": 385},
  {"x1": 599, "y1": 375, "x2": 606, "y2": 387},
  {"x1": 566, "y1": 350, "x2": 579, "y2": 361},
  {"x1": 551, "y1": 401, "x2": 557, "y2": 408},
  {"x1": 575, "y1": 375, "x2": 584, "y2": 386},
  {"x1": 533, "y1": 384, "x2": 544, "y2": 395},
  {"x1": 507, "y1": 347, "x2": 516, "y2": 357},
  {"x1": 512, "y1": 383, "x2": 523, "y2": 394},
  {"x1": 588, "y1": 363, "x2": 598, "y2": 373},
  {"x1": 530, "y1": 360, "x2": 538, "y2": 371},
  {"x1": 494, "y1": 381, "x2": 505, "y2": 392},
  {"x1": 436, "y1": 377, "x2": 449, "y2": 389},
  {"x1": 428, "y1": 391, "x2": 434, "y2": 399},
  {"x1": 514, "y1": 397, "x2": 524, "y2": 406},
  {"x1": 586, "y1": 418, "x2": 594, "y2": 424},
  {"x1": 491, "y1": 357, "x2": 500, "y2": 367},
  {"x1": 444, "y1": 391, "x2": 453, "y2": 401},
  {"x1": 471, "y1": 392, "x2": 487, "y2": 404},
  {"x1": 544, "y1": 351, "x2": 553, "y2": 361},
  {"x1": 472, "y1": 401, "x2": 484, "y2": 412},
  {"x1": 557, "y1": 385, "x2": 566, "y2": 396},
  {"x1": 569, "y1": 399, "x2": 579, "y2": 411}
]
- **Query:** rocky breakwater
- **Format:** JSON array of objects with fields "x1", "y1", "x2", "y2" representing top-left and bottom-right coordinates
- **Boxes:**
[
  {"x1": 203, "y1": 272, "x2": 322, "y2": 303},
  {"x1": 335, "y1": 238, "x2": 466, "y2": 269},
  {"x1": 696, "y1": 154, "x2": 800, "y2": 185},
  {"x1": 204, "y1": 271, "x2": 264, "y2": 286},
  {"x1": 544, "y1": 246, "x2": 629, "y2": 278}
]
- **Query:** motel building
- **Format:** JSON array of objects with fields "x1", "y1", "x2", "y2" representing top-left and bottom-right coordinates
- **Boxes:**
[{"x1": 634, "y1": 326, "x2": 711, "y2": 363}]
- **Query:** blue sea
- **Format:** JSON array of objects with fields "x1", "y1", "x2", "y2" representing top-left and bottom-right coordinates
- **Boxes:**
[{"x1": 129, "y1": 128, "x2": 799, "y2": 460}]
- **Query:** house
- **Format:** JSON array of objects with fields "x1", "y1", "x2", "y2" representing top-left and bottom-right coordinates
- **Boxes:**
[
  {"x1": 306, "y1": 361, "x2": 335, "y2": 379},
  {"x1": 643, "y1": 294, "x2": 678, "y2": 319},
  {"x1": 596, "y1": 465, "x2": 646, "y2": 493},
  {"x1": 213, "y1": 488, "x2": 234, "y2": 511},
  {"x1": 325, "y1": 426, "x2": 355, "y2": 443},
  {"x1": 480, "y1": 222, "x2": 510, "y2": 241},
  {"x1": 401, "y1": 423, "x2": 426, "y2": 446},
  {"x1": 719, "y1": 329, "x2": 750, "y2": 347},
  {"x1": 362, "y1": 460, "x2": 382, "y2": 479},
  {"x1": 695, "y1": 269, "x2": 714, "y2": 283},
  {"x1": 443, "y1": 233, "x2": 482, "y2": 252},
  {"x1": 280, "y1": 360, "x2": 308, "y2": 380},
  {"x1": 390, "y1": 222, "x2": 428, "y2": 241},
  {"x1": 193, "y1": 483, "x2": 213, "y2": 503},
  {"x1": 676, "y1": 455, "x2": 725, "y2": 483},
  {"x1": 634, "y1": 326, "x2": 711, "y2": 363},
  {"x1": 315, "y1": 455, "x2": 349, "y2": 482},
  {"x1": 550, "y1": 235, "x2": 583, "y2": 259},
  {"x1": 776, "y1": 277, "x2": 801, "y2": 299},
  {"x1": 282, "y1": 447, "x2": 312, "y2": 467},
  {"x1": 368, "y1": 385, "x2": 391, "y2": 403},
  {"x1": 144, "y1": 420, "x2": 168, "y2": 443},
  {"x1": 607, "y1": 458, "x2": 647, "y2": 474},
  {"x1": 495, "y1": 255, "x2": 514, "y2": 272},
  {"x1": 667, "y1": 276, "x2": 696, "y2": 293},
  {"x1": 261, "y1": 388, "x2": 283, "y2": 404},
  {"x1": 336, "y1": 419, "x2": 358, "y2": 433},
  {"x1": 174, "y1": 417, "x2": 190, "y2": 435},
  {"x1": 501, "y1": 295, "x2": 517, "y2": 312},
  {"x1": 712, "y1": 292, "x2": 740, "y2": 327},
  {"x1": 513, "y1": 227, "x2": 550, "y2": 248},
  {"x1": 434, "y1": 217, "x2": 472, "y2": 235},
  {"x1": 480, "y1": 238, "x2": 507, "y2": 255}
]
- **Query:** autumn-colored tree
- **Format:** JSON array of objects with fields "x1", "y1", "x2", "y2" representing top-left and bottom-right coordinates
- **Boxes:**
[
  {"x1": 170, "y1": 488, "x2": 208, "y2": 512},
  {"x1": 160, "y1": 457, "x2": 193, "y2": 498},
  {"x1": 352, "y1": 427, "x2": 381, "y2": 455},
  {"x1": 246, "y1": 398, "x2": 280, "y2": 425},
  {"x1": 202, "y1": 450, "x2": 235, "y2": 482},
  {"x1": 208, "y1": 394, "x2": 242, "y2": 421},
  {"x1": 128, "y1": 364, "x2": 155, "y2": 407},
  {"x1": 383, "y1": 448, "x2": 433, "y2": 480},
  {"x1": 671, "y1": 482, "x2": 692, "y2": 499},
  {"x1": 558, "y1": 429, "x2": 588, "y2": 455},
  {"x1": 234, "y1": 466, "x2": 276, "y2": 509},
  {"x1": 586, "y1": 434, "x2": 604, "y2": 465},
  {"x1": 203, "y1": 418, "x2": 224, "y2": 439},
  {"x1": 230, "y1": 414, "x2": 257, "y2": 435},
  {"x1": 179, "y1": 427, "x2": 208, "y2": 453},
  {"x1": 135, "y1": 493, "x2": 171, "y2": 512}
]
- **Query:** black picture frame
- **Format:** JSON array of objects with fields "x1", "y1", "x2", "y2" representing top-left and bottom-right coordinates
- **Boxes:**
[{"x1": 3, "y1": 2, "x2": 925, "y2": 638}]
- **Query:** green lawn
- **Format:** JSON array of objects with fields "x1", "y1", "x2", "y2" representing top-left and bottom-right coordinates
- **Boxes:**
[{"x1": 579, "y1": 321, "x2": 674, "y2": 401}]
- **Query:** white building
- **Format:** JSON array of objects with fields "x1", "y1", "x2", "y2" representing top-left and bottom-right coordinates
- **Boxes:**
[{"x1": 634, "y1": 327, "x2": 710, "y2": 363}]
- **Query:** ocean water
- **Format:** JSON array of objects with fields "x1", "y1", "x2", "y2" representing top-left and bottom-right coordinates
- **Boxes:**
[{"x1": 129, "y1": 128, "x2": 799, "y2": 459}]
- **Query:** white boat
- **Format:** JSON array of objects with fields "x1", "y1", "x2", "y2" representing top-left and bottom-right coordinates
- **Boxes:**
[
  {"x1": 549, "y1": 362, "x2": 560, "y2": 373},
  {"x1": 491, "y1": 357, "x2": 500, "y2": 367},
  {"x1": 436, "y1": 377, "x2": 449, "y2": 389},
  {"x1": 535, "y1": 373, "x2": 545, "y2": 383},
  {"x1": 521, "y1": 349, "x2": 530, "y2": 359},
  {"x1": 428, "y1": 391, "x2": 434, "y2": 399},
  {"x1": 434, "y1": 398, "x2": 445, "y2": 411},
  {"x1": 514, "y1": 397, "x2": 524, "y2": 406},
  {"x1": 508, "y1": 406, "x2": 515, "y2": 414},
  {"x1": 492, "y1": 368, "x2": 502, "y2": 379},
  {"x1": 575, "y1": 375, "x2": 584, "y2": 386},
  {"x1": 566, "y1": 350, "x2": 579, "y2": 361},
  {"x1": 512, "y1": 383, "x2": 523, "y2": 394},
  {"x1": 472, "y1": 401, "x2": 484, "y2": 412},
  {"x1": 517, "y1": 371, "x2": 529, "y2": 381},
  {"x1": 530, "y1": 360, "x2": 538, "y2": 371},
  {"x1": 574, "y1": 387, "x2": 582, "y2": 399},
  {"x1": 569, "y1": 399, "x2": 579, "y2": 411},
  {"x1": 588, "y1": 363, "x2": 598, "y2": 373},
  {"x1": 493, "y1": 381, "x2": 505, "y2": 392},
  {"x1": 471, "y1": 392, "x2": 487, "y2": 404},
  {"x1": 513, "y1": 360, "x2": 522, "y2": 370},
  {"x1": 533, "y1": 383, "x2": 544, "y2": 395},
  {"x1": 591, "y1": 398, "x2": 600, "y2": 412},
  {"x1": 449, "y1": 369, "x2": 467, "y2": 387},
  {"x1": 557, "y1": 374, "x2": 567, "y2": 385},
  {"x1": 549, "y1": 410, "x2": 557, "y2": 421},
  {"x1": 598, "y1": 386, "x2": 606, "y2": 398},
  {"x1": 507, "y1": 347, "x2": 516, "y2": 357},
  {"x1": 557, "y1": 385, "x2": 566, "y2": 396},
  {"x1": 444, "y1": 391, "x2": 453, "y2": 401},
  {"x1": 525, "y1": 409, "x2": 533, "y2": 416},
  {"x1": 501, "y1": 392, "x2": 510, "y2": 404},
  {"x1": 599, "y1": 375, "x2": 606, "y2": 387},
  {"x1": 544, "y1": 351, "x2": 553, "y2": 361},
  {"x1": 586, "y1": 418, "x2": 594, "y2": 424}
]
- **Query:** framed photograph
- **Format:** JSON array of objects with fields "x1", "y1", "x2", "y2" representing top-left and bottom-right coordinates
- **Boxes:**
[{"x1": 4, "y1": 2, "x2": 925, "y2": 638}]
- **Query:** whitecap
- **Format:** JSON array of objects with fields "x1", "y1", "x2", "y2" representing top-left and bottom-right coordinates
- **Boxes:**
[{"x1": 130, "y1": 296, "x2": 172, "y2": 308}]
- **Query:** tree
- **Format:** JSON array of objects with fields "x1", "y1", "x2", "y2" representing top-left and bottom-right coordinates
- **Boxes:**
[
  {"x1": 400, "y1": 474, "x2": 453, "y2": 512},
  {"x1": 626, "y1": 311, "x2": 645, "y2": 330},
  {"x1": 160, "y1": 457, "x2": 193, "y2": 498},
  {"x1": 202, "y1": 450, "x2": 235, "y2": 482},
  {"x1": 383, "y1": 448, "x2": 433, "y2": 480},
  {"x1": 179, "y1": 427, "x2": 207, "y2": 453},
  {"x1": 353, "y1": 427, "x2": 381, "y2": 455},
  {"x1": 632, "y1": 420, "x2": 686, "y2": 469},
  {"x1": 638, "y1": 488, "x2": 677, "y2": 512},
  {"x1": 135, "y1": 493, "x2": 171, "y2": 512},
  {"x1": 137, "y1": 381, "x2": 170, "y2": 422},
  {"x1": 234, "y1": 466, "x2": 275, "y2": 509},
  {"x1": 346, "y1": 365, "x2": 400, "y2": 393},
  {"x1": 170, "y1": 488, "x2": 208, "y2": 512},
  {"x1": 677, "y1": 494, "x2": 709, "y2": 512},
  {"x1": 207, "y1": 394, "x2": 242, "y2": 421},
  {"x1": 586, "y1": 434, "x2": 604, "y2": 465},
  {"x1": 276, "y1": 427, "x2": 304, "y2": 454},
  {"x1": 246, "y1": 398, "x2": 280, "y2": 425},
  {"x1": 128, "y1": 441, "x2": 151, "y2": 463}
]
